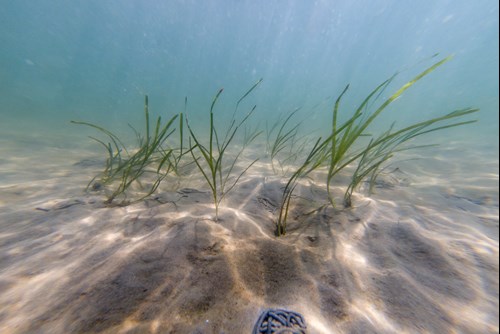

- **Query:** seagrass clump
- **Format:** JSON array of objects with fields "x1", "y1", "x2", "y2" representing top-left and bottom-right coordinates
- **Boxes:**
[
  {"x1": 72, "y1": 95, "x2": 181, "y2": 205},
  {"x1": 274, "y1": 56, "x2": 479, "y2": 236}
]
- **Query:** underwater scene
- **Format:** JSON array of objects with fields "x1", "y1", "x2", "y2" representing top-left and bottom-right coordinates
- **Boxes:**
[{"x1": 0, "y1": 1, "x2": 498, "y2": 333}]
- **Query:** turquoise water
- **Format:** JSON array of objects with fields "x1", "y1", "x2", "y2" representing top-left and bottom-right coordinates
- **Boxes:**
[{"x1": 1, "y1": 0, "x2": 498, "y2": 146}]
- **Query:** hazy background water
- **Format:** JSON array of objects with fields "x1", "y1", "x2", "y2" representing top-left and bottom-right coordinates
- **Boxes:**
[{"x1": 0, "y1": 0, "x2": 498, "y2": 149}]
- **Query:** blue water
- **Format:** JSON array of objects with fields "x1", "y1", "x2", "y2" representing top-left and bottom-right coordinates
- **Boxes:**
[{"x1": 0, "y1": 0, "x2": 498, "y2": 144}]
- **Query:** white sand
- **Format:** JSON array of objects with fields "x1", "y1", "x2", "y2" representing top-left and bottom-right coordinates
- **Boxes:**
[{"x1": 0, "y1": 135, "x2": 498, "y2": 333}]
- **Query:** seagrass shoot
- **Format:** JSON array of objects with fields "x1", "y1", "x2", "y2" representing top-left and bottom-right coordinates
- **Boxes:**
[
  {"x1": 274, "y1": 55, "x2": 479, "y2": 236},
  {"x1": 71, "y1": 95, "x2": 181, "y2": 206},
  {"x1": 186, "y1": 78, "x2": 263, "y2": 221}
]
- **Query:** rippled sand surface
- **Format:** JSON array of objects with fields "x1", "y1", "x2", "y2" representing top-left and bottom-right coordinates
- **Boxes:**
[{"x1": 0, "y1": 135, "x2": 498, "y2": 333}]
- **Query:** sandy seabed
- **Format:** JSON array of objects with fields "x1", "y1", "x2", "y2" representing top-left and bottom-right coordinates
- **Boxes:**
[{"x1": 0, "y1": 135, "x2": 498, "y2": 334}]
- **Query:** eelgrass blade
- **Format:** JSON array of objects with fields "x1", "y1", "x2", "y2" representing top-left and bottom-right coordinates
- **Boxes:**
[
  {"x1": 232, "y1": 78, "x2": 263, "y2": 120},
  {"x1": 243, "y1": 123, "x2": 263, "y2": 147},
  {"x1": 186, "y1": 83, "x2": 260, "y2": 220},
  {"x1": 220, "y1": 157, "x2": 259, "y2": 204},
  {"x1": 343, "y1": 107, "x2": 479, "y2": 207},
  {"x1": 276, "y1": 136, "x2": 329, "y2": 236},
  {"x1": 325, "y1": 56, "x2": 455, "y2": 206},
  {"x1": 272, "y1": 113, "x2": 301, "y2": 158},
  {"x1": 180, "y1": 108, "x2": 184, "y2": 156},
  {"x1": 363, "y1": 56, "x2": 452, "y2": 131},
  {"x1": 209, "y1": 88, "x2": 224, "y2": 161},
  {"x1": 70, "y1": 120, "x2": 129, "y2": 157},
  {"x1": 187, "y1": 123, "x2": 218, "y2": 213},
  {"x1": 128, "y1": 123, "x2": 143, "y2": 146},
  {"x1": 144, "y1": 95, "x2": 150, "y2": 147}
]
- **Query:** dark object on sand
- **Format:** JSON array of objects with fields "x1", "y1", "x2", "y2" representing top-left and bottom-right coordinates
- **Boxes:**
[{"x1": 253, "y1": 308, "x2": 307, "y2": 334}]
